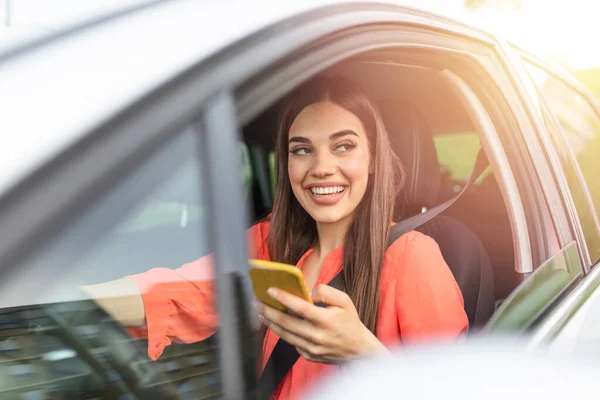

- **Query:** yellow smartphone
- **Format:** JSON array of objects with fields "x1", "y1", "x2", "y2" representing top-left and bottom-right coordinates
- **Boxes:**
[{"x1": 249, "y1": 259, "x2": 313, "y2": 312}]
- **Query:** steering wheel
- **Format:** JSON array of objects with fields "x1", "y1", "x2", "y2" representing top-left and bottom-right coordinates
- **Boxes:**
[{"x1": 41, "y1": 299, "x2": 219, "y2": 399}]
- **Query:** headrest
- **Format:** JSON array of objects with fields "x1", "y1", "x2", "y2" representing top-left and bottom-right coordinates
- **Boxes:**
[{"x1": 377, "y1": 100, "x2": 441, "y2": 214}]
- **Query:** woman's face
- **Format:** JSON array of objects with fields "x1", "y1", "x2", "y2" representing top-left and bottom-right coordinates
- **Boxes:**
[{"x1": 287, "y1": 101, "x2": 371, "y2": 225}]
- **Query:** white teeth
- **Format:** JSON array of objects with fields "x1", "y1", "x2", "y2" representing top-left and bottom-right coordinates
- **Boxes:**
[{"x1": 310, "y1": 186, "x2": 345, "y2": 196}]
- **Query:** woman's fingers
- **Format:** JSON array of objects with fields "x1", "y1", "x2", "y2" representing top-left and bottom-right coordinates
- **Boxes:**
[
  {"x1": 263, "y1": 318, "x2": 326, "y2": 359},
  {"x1": 266, "y1": 288, "x2": 325, "y2": 322},
  {"x1": 260, "y1": 303, "x2": 328, "y2": 345},
  {"x1": 311, "y1": 284, "x2": 353, "y2": 309}
]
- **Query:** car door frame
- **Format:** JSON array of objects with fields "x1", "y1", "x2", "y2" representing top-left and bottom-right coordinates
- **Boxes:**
[
  {"x1": 508, "y1": 50, "x2": 600, "y2": 345},
  {"x1": 518, "y1": 50, "x2": 600, "y2": 270},
  {"x1": 498, "y1": 44, "x2": 595, "y2": 271}
]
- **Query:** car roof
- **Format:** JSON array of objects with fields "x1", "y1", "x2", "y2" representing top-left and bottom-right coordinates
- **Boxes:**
[{"x1": 0, "y1": 0, "x2": 490, "y2": 198}]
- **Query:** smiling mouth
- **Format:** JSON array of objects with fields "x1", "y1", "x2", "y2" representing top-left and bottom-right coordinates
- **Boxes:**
[{"x1": 309, "y1": 186, "x2": 347, "y2": 196}]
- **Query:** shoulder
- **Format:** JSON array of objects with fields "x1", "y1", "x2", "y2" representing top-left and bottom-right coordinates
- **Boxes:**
[
  {"x1": 385, "y1": 230, "x2": 438, "y2": 261},
  {"x1": 382, "y1": 230, "x2": 443, "y2": 280},
  {"x1": 248, "y1": 217, "x2": 271, "y2": 238},
  {"x1": 247, "y1": 217, "x2": 271, "y2": 260}
]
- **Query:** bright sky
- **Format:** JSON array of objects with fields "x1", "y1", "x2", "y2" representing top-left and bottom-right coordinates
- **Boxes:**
[
  {"x1": 456, "y1": 0, "x2": 600, "y2": 70},
  {"x1": 0, "y1": 0, "x2": 598, "y2": 70}
]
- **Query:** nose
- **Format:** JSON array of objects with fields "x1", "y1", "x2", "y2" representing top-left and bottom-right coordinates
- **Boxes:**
[{"x1": 310, "y1": 150, "x2": 336, "y2": 178}]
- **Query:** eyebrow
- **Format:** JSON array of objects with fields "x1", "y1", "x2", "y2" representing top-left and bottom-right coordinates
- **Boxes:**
[
  {"x1": 330, "y1": 129, "x2": 358, "y2": 140},
  {"x1": 288, "y1": 129, "x2": 359, "y2": 144}
]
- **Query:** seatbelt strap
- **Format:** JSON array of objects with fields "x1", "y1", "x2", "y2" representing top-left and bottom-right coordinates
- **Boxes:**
[
  {"x1": 387, "y1": 148, "x2": 489, "y2": 247},
  {"x1": 258, "y1": 274, "x2": 344, "y2": 398},
  {"x1": 259, "y1": 148, "x2": 489, "y2": 399}
]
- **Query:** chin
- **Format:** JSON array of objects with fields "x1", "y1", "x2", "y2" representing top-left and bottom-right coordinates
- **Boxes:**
[{"x1": 309, "y1": 209, "x2": 352, "y2": 225}]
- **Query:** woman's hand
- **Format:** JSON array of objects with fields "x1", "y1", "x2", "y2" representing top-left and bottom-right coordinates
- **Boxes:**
[{"x1": 258, "y1": 285, "x2": 389, "y2": 364}]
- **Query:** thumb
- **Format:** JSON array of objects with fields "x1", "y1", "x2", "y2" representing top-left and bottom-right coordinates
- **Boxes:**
[{"x1": 311, "y1": 284, "x2": 352, "y2": 308}]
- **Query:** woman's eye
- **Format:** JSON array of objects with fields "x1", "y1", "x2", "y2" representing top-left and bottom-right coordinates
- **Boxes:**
[
  {"x1": 290, "y1": 147, "x2": 312, "y2": 155},
  {"x1": 334, "y1": 142, "x2": 356, "y2": 152}
]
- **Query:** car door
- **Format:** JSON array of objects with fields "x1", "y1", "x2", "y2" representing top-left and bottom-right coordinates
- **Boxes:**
[
  {"x1": 0, "y1": 5, "x2": 260, "y2": 396},
  {"x1": 0, "y1": 102, "x2": 254, "y2": 400}
]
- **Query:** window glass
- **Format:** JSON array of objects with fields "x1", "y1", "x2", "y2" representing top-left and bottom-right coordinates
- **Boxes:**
[
  {"x1": 523, "y1": 61, "x2": 600, "y2": 263},
  {"x1": 0, "y1": 127, "x2": 222, "y2": 399},
  {"x1": 433, "y1": 131, "x2": 491, "y2": 184},
  {"x1": 487, "y1": 241, "x2": 582, "y2": 332}
]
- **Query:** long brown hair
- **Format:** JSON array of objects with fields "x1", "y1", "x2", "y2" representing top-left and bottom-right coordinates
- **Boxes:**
[{"x1": 267, "y1": 75, "x2": 405, "y2": 334}]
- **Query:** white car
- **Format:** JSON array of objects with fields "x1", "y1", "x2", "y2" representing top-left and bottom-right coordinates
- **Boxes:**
[{"x1": 1, "y1": 1, "x2": 600, "y2": 399}]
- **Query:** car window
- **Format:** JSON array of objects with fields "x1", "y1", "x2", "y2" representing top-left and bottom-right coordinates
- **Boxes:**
[
  {"x1": 433, "y1": 131, "x2": 491, "y2": 184},
  {"x1": 487, "y1": 241, "x2": 582, "y2": 332},
  {"x1": 523, "y1": 61, "x2": 600, "y2": 264},
  {"x1": 0, "y1": 127, "x2": 222, "y2": 399}
]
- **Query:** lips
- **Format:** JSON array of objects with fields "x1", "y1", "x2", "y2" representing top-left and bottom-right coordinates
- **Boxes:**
[
  {"x1": 309, "y1": 185, "x2": 346, "y2": 196},
  {"x1": 305, "y1": 183, "x2": 348, "y2": 206}
]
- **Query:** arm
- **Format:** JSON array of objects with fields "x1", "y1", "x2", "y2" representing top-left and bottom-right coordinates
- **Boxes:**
[
  {"x1": 395, "y1": 232, "x2": 468, "y2": 343},
  {"x1": 82, "y1": 220, "x2": 271, "y2": 359},
  {"x1": 81, "y1": 277, "x2": 145, "y2": 327}
]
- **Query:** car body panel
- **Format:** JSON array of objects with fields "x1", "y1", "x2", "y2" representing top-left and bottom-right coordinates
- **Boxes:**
[{"x1": 0, "y1": 0, "x2": 495, "y2": 200}]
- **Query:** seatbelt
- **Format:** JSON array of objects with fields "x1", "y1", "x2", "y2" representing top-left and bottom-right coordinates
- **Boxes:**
[
  {"x1": 259, "y1": 148, "x2": 489, "y2": 399},
  {"x1": 258, "y1": 274, "x2": 344, "y2": 398},
  {"x1": 387, "y1": 147, "x2": 489, "y2": 246}
]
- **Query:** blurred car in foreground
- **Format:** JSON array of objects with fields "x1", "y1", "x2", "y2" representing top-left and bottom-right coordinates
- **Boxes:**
[{"x1": 305, "y1": 337, "x2": 600, "y2": 400}]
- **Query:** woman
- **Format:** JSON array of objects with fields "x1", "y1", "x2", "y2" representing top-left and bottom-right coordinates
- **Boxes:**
[{"x1": 83, "y1": 75, "x2": 468, "y2": 399}]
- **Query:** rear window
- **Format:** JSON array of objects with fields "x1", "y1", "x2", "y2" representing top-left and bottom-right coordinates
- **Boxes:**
[{"x1": 433, "y1": 131, "x2": 490, "y2": 183}]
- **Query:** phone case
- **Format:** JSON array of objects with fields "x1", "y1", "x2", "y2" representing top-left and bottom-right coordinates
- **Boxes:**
[{"x1": 249, "y1": 259, "x2": 312, "y2": 312}]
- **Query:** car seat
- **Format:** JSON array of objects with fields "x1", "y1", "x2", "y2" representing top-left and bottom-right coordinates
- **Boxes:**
[{"x1": 379, "y1": 100, "x2": 496, "y2": 328}]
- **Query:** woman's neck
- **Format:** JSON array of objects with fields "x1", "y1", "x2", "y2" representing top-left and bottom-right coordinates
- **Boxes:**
[{"x1": 314, "y1": 216, "x2": 352, "y2": 257}]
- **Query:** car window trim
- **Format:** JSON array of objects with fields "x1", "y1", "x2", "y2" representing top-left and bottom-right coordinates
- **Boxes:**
[
  {"x1": 519, "y1": 53, "x2": 600, "y2": 269},
  {"x1": 488, "y1": 42, "x2": 575, "y2": 257},
  {"x1": 493, "y1": 41, "x2": 588, "y2": 269},
  {"x1": 534, "y1": 87, "x2": 600, "y2": 267}
]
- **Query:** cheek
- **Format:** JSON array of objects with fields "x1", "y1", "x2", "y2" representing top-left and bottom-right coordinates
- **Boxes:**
[
  {"x1": 340, "y1": 152, "x2": 370, "y2": 185},
  {"x1": 287, "y1": 158, "x2": 306, "y2": 187}
]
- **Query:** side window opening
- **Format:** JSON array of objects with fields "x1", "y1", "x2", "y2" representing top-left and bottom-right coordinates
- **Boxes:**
[{"x1": 244, "y1": 58, "x2": 519, "y2": 327}]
